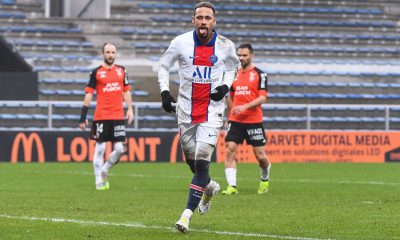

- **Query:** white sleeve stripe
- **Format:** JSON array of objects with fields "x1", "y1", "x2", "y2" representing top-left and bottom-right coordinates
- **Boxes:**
[{"x1": 259, "y1": 73, "x2": 268, "y2": 89}]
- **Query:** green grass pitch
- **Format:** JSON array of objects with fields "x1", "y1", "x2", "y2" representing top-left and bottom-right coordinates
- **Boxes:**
[{"x1": 0, "y1": 162, "x2": 399, "y2": 240}]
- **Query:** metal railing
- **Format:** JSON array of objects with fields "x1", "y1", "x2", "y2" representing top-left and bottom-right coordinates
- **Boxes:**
[{"x1": 0, "y1": 101, "x2": 400, "y2": 131}]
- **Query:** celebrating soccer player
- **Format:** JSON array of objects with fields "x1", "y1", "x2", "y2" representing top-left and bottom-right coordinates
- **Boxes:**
[{"x1": 158, "y1": 2, "x2": 239, "y2": 233}]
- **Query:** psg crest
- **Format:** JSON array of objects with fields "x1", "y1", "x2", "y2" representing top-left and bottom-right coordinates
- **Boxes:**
[{"x1": 209, "y1": 55, "x2": 218, "y2": 64}]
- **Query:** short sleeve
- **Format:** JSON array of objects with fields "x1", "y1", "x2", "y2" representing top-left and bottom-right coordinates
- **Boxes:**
[{"x1": 85, "y1": 69, "x2": 97, "y2": 93}]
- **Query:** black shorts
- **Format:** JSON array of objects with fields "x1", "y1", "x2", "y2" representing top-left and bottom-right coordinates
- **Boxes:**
[
  {"x1": 225, "y1": 121, "x2": 266, "y2": 146},
  {"x1": 90, "y1": 120, "x2": 126, "y2": 142}
]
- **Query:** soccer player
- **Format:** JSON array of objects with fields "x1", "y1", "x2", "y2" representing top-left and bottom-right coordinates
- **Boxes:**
[
  {"x1": 221, "y1": 43, "x2": 271, "y2": 195},
  {"x1": 158, "y1": 2, "x2": 239, "y2": 233},
  {"x1": 79, "y1": 42, "x2": 134, "y2": 190}
]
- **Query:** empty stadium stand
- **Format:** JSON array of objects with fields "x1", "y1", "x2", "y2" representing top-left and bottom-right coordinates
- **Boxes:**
[{"x1": 0, "y1": 0, "x2": 399, "y2": 130}]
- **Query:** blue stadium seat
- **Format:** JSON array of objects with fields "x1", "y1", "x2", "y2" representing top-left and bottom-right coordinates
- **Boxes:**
[
  {"x1": 34, "y1": 66, "x2": 47, "y2": 72},
  {"x1": 250, "y1": 6, "x2": 263, "y2": 11},
  {"x1": 16, "y1": 114, "x2": 31, "y2": 119},
  {"x1": 52, "y1": 114, "x2": 65, "y2": 120},
  {"x1": 0, "y1": 114, "x2": 15, "y2": 119},
  {"x1": 138, "y1": 104, "x2": 162, "y2": 110},
  {"x1": 53, "y1": 103, "x2": 69, "y2": 108},
  {"x1": 0, "y1": 11, "x2": 25, "y2": 18},
  {"x1": 68, "y1": 28, "x2": 81, "y2": 33},
  {"x1": 52, "y1": 41, "x2": 65, "y2": 47},
  {"x1": 77, "y1": 66, "x2": 92, "y2": 72},
  {"x1": 39, "y1": 89, "x2": 54, "y2": 95},
  {"x1": 53, "y1": 27, "x2": 68, "y2": 33},
  {"x1": 1, "y1": 0, "x2": 16, "y2": 5},
  {"x1": 72, "y1": 90, "x2": 84, "y2": 95},
  {"x1": 132, "y1": 90, "x2": 149, "y2": 96},
  {"x1": 360, "y1": 94, "x2": 377, "y2": 99},
  {"x1": 55, "y1": 90, "x2": 71, "y2": 95},
  {"x1": 332, "y1": 94, "x2": 347, "y2": 99},
  {"x1": 81, "y1": 42, "x2": 94, "y2": 47},
  {"x1": 64, "y1": 41, "x2": 79, "y2": 47},
  {"x1": 47, "y1": 66, "x2": 62, "y2": 72},
  {"x1": 13, "y1": 11, "x2": 26, "y2": 18},
  {"x1": 0, "y1": 12, "x2": 13, "y2": 18},
  {"x1": 32, "y1": 114, "x2": 48, "y2": 120},
  {"x1": 140, "y1": 115, "x2": 160, "y2": 121},
  {"x1": 62, "y1": 67, "x2": 77, "y2": 73},
  {"x1": 303, "y1": 93, "x2": 319, "y2": 99},
  {"x1": 159, "y1": 116, "x2": 176, "y2": 121},
  {"x1": 390, "y1": 118, "x2": 400, "y2": 123},
  {"x1": 64, "y1": 114, "x2": 80, "y2": 120}
]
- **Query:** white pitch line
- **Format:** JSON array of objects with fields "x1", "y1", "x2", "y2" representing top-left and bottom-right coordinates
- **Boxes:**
[
  {"x1": 275, "y1": 178, "x2": 400, "y2": 186},
  {"x1": 26, "y1": 170, "x2": 400, "y2": 187},
  {"x1": 0, "y1": 214, "x2": 333, "y2": 240}
]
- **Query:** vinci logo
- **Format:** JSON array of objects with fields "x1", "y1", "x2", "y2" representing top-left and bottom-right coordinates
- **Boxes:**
[
  {"x1": 193, "y1": 67, "x2": 212, "y2": 79},
  {"x1": 11, "y1": 133, "x2": 45, "y2": 163}
]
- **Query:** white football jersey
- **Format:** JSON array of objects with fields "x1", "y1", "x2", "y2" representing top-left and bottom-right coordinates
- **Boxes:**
[{"x1": 158, "y1": 30, "x2": 239, "y2": 127}]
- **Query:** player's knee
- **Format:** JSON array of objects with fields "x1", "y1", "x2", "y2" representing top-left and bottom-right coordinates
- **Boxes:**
[
  {"x1": 225, "y1": 143, "x2": 237, "y2": 160},
  {"x1": 183, "y1": 150, "x2": 195, "y2": 162},
  {"x1": 95, "y1": 142, "x2": 106, "y2": 156},
  {"x1": 226, "y1": 143, "x2": 237, "y2": 155},
  {"x1": 180, "y1": 138, "x2": 196, "y2": 160},
  {"x1": 114, "y1": 142, "x2": 126, "y2": 155},
  {"x1": 254, "y1": 147, "x2": 266, "y2": 159},
  {"x1": 195, "y1": 142, "x2": 214, "y2": 161}
]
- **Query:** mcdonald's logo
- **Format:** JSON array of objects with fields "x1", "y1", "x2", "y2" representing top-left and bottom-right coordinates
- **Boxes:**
[{"x1": 11, "y1": 133, "x2": 45, "y2": 163}]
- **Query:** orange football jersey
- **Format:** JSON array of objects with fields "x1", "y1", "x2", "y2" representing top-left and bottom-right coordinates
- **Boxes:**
[
  {"x1": 85, "y1": 65, "x2": 131, "y2": 121},
  {"x1": 228, "y1": 67, "x2": 268, "y2": 123}
]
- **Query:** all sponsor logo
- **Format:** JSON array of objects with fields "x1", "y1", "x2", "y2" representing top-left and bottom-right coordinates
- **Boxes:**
[{"x1": 192, "y1": 66, "x2": 212, "y2": 79}]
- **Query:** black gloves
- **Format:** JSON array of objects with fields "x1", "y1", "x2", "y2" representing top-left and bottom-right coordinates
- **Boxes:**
[
  {"x1": 79, "y1": 106, "x2": 89, "y2": 123},
  {"x1": 210, "y1": 85, "x2": 229, "y2": 101},
  {"x1": 161, "y1": 85, "x2": 226, "y2": 113},
  {"x1": 161, "y1": 90, "x2": 176, "y2": 113}
]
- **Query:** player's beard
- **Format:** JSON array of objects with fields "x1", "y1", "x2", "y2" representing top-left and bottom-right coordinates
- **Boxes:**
[
  {"x1": 104, "y1": 58, "x2": 115, "y2": 66},
  {"x1": 240, "y1": 60, "x2": 250, "y2": 68}
]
